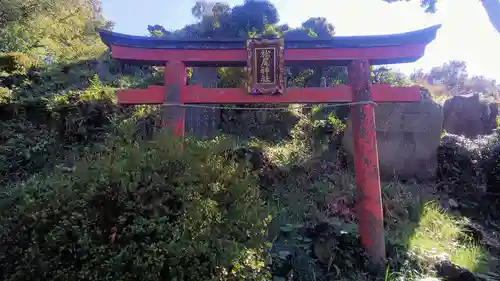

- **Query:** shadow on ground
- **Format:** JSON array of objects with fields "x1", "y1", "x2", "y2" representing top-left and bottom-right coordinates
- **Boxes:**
[{"x1": 220, "y1": 129, "x2": 500, "y2": 281}]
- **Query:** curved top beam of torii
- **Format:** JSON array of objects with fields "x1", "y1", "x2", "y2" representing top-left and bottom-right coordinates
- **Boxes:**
[{"x1": 98, "y1": 25, "x2": 441, "y2": 66}]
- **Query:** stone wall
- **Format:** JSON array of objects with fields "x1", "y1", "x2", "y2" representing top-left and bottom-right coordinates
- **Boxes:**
[
  {"x1": 185, "y1": 67, "x2": 220, "y2": 138},
  {"x1": 342, "y1": 89, "x2": 443, "y2": 181}
]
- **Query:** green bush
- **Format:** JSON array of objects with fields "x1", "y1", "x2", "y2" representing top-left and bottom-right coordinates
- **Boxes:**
[
  {"x1": 0, "y1": 130, "x2": 271, "y2": 281},
  {"x1": 0, "y1": 119, "x2": 59, "y2": 185},
  {"x1": 0, "y1": 52, "x2": 34, "y2": 73},
  {"x1": 0, "y1": 87, "x2": 12, "y2": 103}
]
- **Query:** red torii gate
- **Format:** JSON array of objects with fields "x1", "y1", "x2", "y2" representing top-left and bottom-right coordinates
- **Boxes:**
[{"x1": 99, "y1": 25, "x2": 440, "y2": 267}]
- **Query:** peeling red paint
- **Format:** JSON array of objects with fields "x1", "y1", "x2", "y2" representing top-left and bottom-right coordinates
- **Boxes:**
[
  {"x1": 110, "y1": 44, "x2": 427, "y2": 64},
  {"x1": 174, "y1": 115, "x2": 185, "y2": 137},
  {"x1": 117, "y1": 84, "x2": 420, "y2": 104},
  {"x1": 348, "y1": 60, "x2": 386, "y2": 267}
]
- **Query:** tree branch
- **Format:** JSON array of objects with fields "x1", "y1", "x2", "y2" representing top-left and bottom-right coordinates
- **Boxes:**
[{"x1": 27, "y1": 8, "x2": 82, "y2": 50}]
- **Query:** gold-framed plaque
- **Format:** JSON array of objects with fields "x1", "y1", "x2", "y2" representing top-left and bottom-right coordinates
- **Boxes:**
[{"x1": 246, "y1": 38, "x2": 285, "y2": 95}]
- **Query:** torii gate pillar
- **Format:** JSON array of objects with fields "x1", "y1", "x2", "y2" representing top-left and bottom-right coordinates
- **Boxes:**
[{"x1": 348, "y1": 60, "x2": 385, "y2": 267}]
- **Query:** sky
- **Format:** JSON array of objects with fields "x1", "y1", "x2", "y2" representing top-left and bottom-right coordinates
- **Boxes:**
[{"x1": 101, "y1": 0, "x2": 500, "y2": 82}]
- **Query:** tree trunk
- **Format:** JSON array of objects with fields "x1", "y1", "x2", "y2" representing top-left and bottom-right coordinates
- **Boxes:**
[{"x1": 481, "y1": 0, "x2": 500, "y2": 34}]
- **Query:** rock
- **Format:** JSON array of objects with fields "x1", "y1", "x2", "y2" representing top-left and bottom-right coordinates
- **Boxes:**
[
  {"x1": 435, "y1": 260, "x2": 477, "y2": 281},
  {"x1": 133, "y1": 115, "x2": 157, "y2": 140},
  {"x1": 221, "y1": 105, "x2": 298, "y2": 141},
  {"x1": 185, "y1": 67, "x2": 220, "y2": 139},
  {"x1": 342, "y1": 88, "x2": 443, "y2": 180},
  {"x1": 483, "y1": 143, "x2": 500, "y2": 193},
  {"x1": 443, "y1": 94, "x2": 498, "y2": 138},
  {"x1": 488, "y1": 104, "x2": 498, "y2": 132},
  {"x1": 462, "y1": 221, "x2": 500, "y2": 253},
  {"x1": 437, "y1": 133, "x2": 497, "y2": 191},
  {"x1": 461, "y1": 221, "x2": 484, "y2": 243}
]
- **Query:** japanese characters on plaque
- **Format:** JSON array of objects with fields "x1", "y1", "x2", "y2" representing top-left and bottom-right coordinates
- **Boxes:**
[{"x1": 246, "y1": 38, "x2": 285, "y2": 95}]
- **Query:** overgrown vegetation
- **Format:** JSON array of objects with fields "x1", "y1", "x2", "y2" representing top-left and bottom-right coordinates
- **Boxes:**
[
  {"x1": 0, "y1": 129, "x2": 272, "y2": 281},
  {"x1": 0, "y1": 0, "x2": 499, "y2": 280}
]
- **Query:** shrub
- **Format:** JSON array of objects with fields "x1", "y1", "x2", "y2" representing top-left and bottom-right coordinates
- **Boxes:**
[
  {"x1": 480, "y1": 132, "x2": 500, "y2": 193},
  {"x1": 0, "y1": 52, "x2": 34, "y2": 73},
  {"x1": 0, "y1": 130, "x2": 271, "y2": 281},
  {"x1": 0, "y1": 119, "x2": 59, "y2": 185},
  {"x1": 48, "y1": 75, "x2": 122, "y2": 145},
  {"x1": 0, "y1": 87, "x2": 12, "y2": 103},
  {"x1": 437, "y1": 133, "x2": 499, "y2": 193}
]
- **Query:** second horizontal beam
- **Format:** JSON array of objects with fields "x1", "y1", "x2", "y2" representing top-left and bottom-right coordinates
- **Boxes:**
[{"x1": 117, "y1": 84, "x2": 421, "y2": 104}]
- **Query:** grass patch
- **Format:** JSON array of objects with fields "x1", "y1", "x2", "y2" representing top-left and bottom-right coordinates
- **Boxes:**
[
  {"x1": 405, "y1": 202, "x2": 489, "y2": 273},
  {"x1": 242, "y1": 126, "x2": 496, "y2": 280},
  {"x1": 451, "y1": 243, "x2": 488, "y2": 271}
]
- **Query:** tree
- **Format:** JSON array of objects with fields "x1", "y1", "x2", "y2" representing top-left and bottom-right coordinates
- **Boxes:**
[
  {"x1": 410, "y1": 68, "x2": 427, "y2": 82},
  {"x1": 372, "y1": 66, "x2": 411, "y2": 86},
  {"x1": 428, "y1": 60, "x2": 468, "y2": 93},
  {"x1": 0, "y1": 0, "x2": 104, "y2": 29},
  {"x1": 189, "y1": 1, "x2": 232, "y2": 37},
  {"x1": 0, "y1": 0, "x2": 108, "y2": 63},
  {"x1": 382, "y1": 0, "x2": 500, "y2": 34},
  {"x1": 148, "y1": 24, "x2": 170, "y2": 37},
  {"x1": 0, "y1": 0, "x2": 54, "y2": 29},
  {"x1": 230, "y1": 0, "x2": 279, "y2": 36},
  {"x1": 410, "y1": 60, "x2": 499, "y2": 98},
  {"x1": 464, "y1": 75, "x2": 498, "y2": 96},
  {"x1": 191, "y1": 1, "x2": 230, "y2": 20},
  {"x1": 301, "y1": 17, "x2": 335, "y2": 38},
  {"x1": 150, "y1": 1, "x2": 280, "y2": 39}
]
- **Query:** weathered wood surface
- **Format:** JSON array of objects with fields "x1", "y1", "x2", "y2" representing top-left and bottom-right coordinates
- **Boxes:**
[{"x1": 348, "y1": 60, "x2": 386, "y2": 269}]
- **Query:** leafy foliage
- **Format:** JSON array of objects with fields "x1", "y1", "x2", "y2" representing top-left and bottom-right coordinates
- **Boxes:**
[
  {"x1": 0, "y1": 0, "x2": 55, "y2": 28},
  {"x1": 301, "y1": 17, "x2": 335, "y2": 38},
  {"x1": 437, "y1": 133, "x2": 499, "y2": 193},
  {"x1": 0, "y1": 0, "x2": 108, "y2": 64},
  {"x1": 372, "y1": 66, "x2": 411, "y2": 86},
  {"x1": 230, "y1": 0, "x2": 279, "y2": 35},
  {"x1": 0, "y1": 78, "x2": 123, "y2": 185},
  {"x1": 0, "y1": 86, "x2": 12, "y2": 102},
  {"x1": 0, "y1": 52, "x2": 34, "y2": 73},
  {"x1": 0, "y1": 130, "x2": 271, "y2": 281}
]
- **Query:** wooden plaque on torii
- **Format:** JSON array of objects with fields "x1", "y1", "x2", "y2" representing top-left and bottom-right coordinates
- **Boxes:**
[{"x1": 246, "y1": 38, "x2": 285, "y2": 95}]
